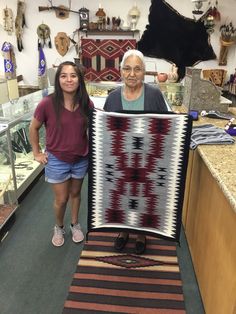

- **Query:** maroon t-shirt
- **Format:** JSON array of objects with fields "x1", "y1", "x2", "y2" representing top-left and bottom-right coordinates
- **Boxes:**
[{"x1": 34, "y1": 95, "x2": 93, "y2": 163}]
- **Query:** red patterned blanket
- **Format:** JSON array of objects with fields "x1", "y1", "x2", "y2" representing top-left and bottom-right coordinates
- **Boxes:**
[{"x1": 81, "y1": 38, "x2": 136, "y2": 81}]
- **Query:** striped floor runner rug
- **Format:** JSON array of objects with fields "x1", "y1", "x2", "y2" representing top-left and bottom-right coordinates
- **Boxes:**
[{"x1": 63, "y1": 232, "x2": 186, "y2": 314}]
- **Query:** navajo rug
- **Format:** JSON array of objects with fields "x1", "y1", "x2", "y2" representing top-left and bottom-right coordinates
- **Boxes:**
[
  {"x1": 88, "y1": 110, "x2": 192, "y2": 242},
  {"x1": 63, "y1": 232, "x2": 186, "y2": 313},
  {"x1": 81, "y1": 39, "x2": 136, "y2": 81}
]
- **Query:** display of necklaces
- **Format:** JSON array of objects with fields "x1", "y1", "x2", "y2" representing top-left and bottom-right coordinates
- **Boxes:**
[
  {"x1": 15, "y1": 160, "x2": 33, "y2": 170},
  {"x1": 11, "y1": 127, "x2": 31, "y2": 154},
  {"x1": 0, "y1": 139, "x2": 16, "y2": 165}
]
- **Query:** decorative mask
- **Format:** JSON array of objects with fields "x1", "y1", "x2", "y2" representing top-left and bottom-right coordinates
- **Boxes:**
[{"x1": 54, "y1": 32, "x2": 70, "y2": 56}]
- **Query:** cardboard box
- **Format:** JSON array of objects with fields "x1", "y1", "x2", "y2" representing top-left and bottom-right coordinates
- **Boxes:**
[
  {"x1": 0, "y1": 79, "x2": 19, "y2": 104},
  {"x1": 7, "y1": 79, "x2": 19, "y2": 100},
  {"x1": 0, "y1": 80, "x2": 9, "y2": 104}
]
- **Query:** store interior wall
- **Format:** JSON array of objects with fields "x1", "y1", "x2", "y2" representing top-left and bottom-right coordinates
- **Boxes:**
[{"x1": 0, "y1": 0, "x2": 236, "y2": 86}]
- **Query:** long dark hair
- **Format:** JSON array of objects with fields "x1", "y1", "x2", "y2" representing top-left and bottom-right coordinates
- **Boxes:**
[{"x1": 52, "y1": 61, "x2": 90, "y2": 124}]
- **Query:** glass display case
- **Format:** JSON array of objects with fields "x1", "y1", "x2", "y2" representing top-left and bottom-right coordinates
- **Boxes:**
[
  {"x1": 0, "y1": 123, "x2": 18, "y2": 235},
  {"x1": 158, "y1": 82, "x2": 184, "y2": 106},
  {"x1": 86, "y1": 81, "x2": 122, "y2": 110},
  {"x1": 86, "y1": 81, "x2": 174, "y2": 110},
  {"x1": 0, "y1": 88, "x2": 53, "y2": 200}
]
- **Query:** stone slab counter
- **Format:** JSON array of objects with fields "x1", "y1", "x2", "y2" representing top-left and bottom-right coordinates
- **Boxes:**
[{"x1": 173, "y1": 105, "x2": 236, "y2": 213}]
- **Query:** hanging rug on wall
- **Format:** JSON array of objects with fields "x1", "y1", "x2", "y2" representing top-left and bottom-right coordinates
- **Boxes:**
[
  {"x1": 88, "y1": 110, "x2": 192, "y2": 242},
  {"x1": 81, "y1": 38, "x2": 136, "y2": 81}
]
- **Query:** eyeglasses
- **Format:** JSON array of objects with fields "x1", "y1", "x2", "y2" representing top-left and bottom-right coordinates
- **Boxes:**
[{"x1": 122, "y1": 66, "x2": 144, "y2": 74}]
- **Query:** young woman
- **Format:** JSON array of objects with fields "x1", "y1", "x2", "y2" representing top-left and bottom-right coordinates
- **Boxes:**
[{"x1": 29, "y1": 61, "x2": 93, "y2": 247}]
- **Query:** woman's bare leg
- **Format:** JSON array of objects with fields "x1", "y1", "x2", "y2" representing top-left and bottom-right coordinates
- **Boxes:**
[
  {"x1": 69, "y1": 178, "x2": 84, "y2": 225},
  {"x1": 51, "y1": 180, "x2": 70, "y2": 226}
]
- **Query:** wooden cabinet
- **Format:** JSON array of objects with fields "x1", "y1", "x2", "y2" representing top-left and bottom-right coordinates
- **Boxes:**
[
  {"x1": 181, "y1": 149, "x2": 193, "y2": 227},
  {"x1": 183, "y1": 148, "x2": 236, "y2": 314}
]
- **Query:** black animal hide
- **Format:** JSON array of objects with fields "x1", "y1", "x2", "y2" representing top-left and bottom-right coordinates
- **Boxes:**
[{"x1": 137, "y1": 0, "x2": 216, "y2": 79}]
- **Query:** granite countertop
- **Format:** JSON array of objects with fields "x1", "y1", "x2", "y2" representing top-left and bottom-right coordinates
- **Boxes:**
[
  {"x1": 197, "y1": 137, "x2": 236, "y2": 212},
  {"x1": 173, "y1": 106, "x2": 236, "y2": 213}
]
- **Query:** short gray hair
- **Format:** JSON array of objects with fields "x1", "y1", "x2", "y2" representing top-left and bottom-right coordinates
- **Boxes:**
[{"x1": 120, "y1": 49, "x2": 145, "y2": 70}]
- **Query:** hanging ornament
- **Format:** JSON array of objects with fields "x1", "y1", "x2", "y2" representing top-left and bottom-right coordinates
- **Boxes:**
[
  {"x1": 212, "y1": 0, "x2": 221, "y2": 21},
  {"x1": 37, "y1": 23, "x2": 52, "y2": 48},
  {"x1": 192, "y1": 0, "x2": 207, "y2": 15},
  {"x1": 201, "y1": 1, "x2": 220, "y2": 34},
  {"x1": 15, "y1": 0, "x2": 26, "y2": 51},
  {"x1": 38, "y1": 45, "x2": 48, "y2": 90},
  {"x1": 1, "y1": 42, "x2": 17, "y2": 80},
  {"x1": 204, "y1": 13, "x2": 215, "y2": 34},
  {"x1": 54, "y1": 32, "x2": 70, "y2": 56},
  {"x1": 3, "y1": 6, "x2": 14, "y2": 35}
]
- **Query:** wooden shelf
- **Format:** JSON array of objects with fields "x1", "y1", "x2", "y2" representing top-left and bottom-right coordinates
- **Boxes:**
[
  {"x1": 82, "y1": 29, "x2": 139, "y2": 37},
  {"x1": 0, "y1": 204, "x2": 18, "y2": 230}
]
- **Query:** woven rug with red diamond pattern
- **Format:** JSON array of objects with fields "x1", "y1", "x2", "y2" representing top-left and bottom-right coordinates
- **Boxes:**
[
  {"x1": 63, "y1": 232, "x2": 186, "y2": 313},
  {"x1": 81, "y1": 39, "x2": 136, "y2": 81}
]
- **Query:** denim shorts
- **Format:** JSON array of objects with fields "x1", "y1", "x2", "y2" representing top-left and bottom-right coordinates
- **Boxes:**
[{"x1": 45, "y1": 152, "x2": 89, "y2": 184}]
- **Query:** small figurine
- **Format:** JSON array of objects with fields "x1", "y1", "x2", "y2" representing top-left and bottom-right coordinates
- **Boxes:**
[
  {"x1": 168, "y1": 64, "x2": 179, "y2": 83},
  {"x1": 96, "y1": 7, "x2": 106, "y2": 31}
]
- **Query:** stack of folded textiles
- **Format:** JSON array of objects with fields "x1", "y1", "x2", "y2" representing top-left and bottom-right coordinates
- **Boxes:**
[{"x1": 190, "y1": 124, "x2": 235, "y2": 149}]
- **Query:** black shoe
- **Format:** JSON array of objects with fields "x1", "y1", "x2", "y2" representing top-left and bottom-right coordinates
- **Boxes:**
[
  {"x1": 114, "y1": 233, "x2": 129, "y2": 251},
  {"x1": 135, "y1": 237, "x2": 146, "y2": 255}
]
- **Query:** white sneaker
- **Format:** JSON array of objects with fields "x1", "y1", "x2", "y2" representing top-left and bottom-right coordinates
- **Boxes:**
[
  {"x1": 52, "y1": 225, "x2": 65, "y2": 247},
  {"x1": 70, "y1": 223, "x2": 84, "y2": 243}
]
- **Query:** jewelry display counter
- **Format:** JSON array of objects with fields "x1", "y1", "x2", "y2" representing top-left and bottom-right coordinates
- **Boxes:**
[
  {"x1": 0, "y1": 124, "x2": 18, "y2": 239},
  {"x1": 86, "y1": 81, "x2": 172, "y2": 111},
  {"x1": 86, "y1": 81, "x2": 122, "y2": 110},
  {"x1": 158, "y1": 82, "x2": 184, "y2": 106},
  {"x1": 0, "y1": 88, "x2": 53, "y2": 200}
]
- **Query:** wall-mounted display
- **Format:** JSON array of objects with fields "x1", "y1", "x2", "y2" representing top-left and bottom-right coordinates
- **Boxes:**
[
  {"x1": 37, "y1": 23, "x2": 52, "y2": 48},
  {"x1": 54, "y1": 32, "x2": 70, "y2": 56},
  {"x1": 15, "y1": 0, "x2": 26, "y2": 51},
  {"x1": 81, "y1": 38, "x2": 136, "y2": 81}
]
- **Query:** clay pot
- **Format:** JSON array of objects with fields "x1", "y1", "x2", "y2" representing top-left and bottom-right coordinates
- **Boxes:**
[{"x1": 157, "y1": 72, "x2": 168, "y2": 83}]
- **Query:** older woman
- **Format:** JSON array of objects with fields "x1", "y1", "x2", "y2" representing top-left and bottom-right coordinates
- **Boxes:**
[{"x1": 103, "y1": 49, "x2": 170, "y2": 254}]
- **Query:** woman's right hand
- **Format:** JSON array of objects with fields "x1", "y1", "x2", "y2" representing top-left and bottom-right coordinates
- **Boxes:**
[{"x1": 34, "y1": 152, "x2": 48, "y2": 165}]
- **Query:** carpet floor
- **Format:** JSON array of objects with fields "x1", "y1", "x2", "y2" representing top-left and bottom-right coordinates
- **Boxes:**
[{"x1": 63, "y1": 232, "x2": 186, "y2": 314}]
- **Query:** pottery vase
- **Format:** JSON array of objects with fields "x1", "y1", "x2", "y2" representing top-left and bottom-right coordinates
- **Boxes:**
[
  {"x1": 168, "y1": 64, "x2": 178, "y2": 83},
  {"x1": 157, "y1": 72, "x2": 168, "y2": 83}
]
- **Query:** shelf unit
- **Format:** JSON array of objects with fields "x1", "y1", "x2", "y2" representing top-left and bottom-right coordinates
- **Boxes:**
[{"x1": 82, "y1": 29, "x2": 140, "y2": 38}]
